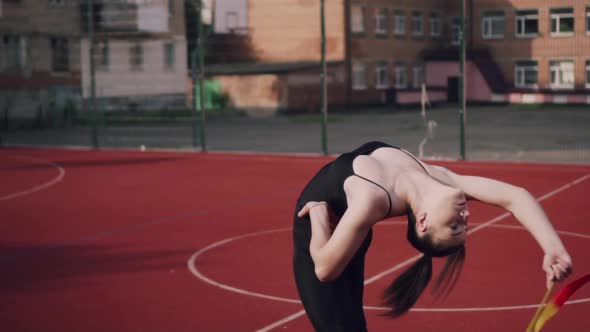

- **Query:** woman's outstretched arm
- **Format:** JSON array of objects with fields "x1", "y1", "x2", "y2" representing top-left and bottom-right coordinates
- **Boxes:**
[{"x1": 430, "y1": 166, "x2": 573, "y2": 288}]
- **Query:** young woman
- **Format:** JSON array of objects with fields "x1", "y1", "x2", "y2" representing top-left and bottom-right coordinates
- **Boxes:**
[{"x1": 292, "y1": 141, "x2": 573, "y2": 332}]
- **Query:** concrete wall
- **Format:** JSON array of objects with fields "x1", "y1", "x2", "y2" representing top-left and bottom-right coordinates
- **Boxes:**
[
  {"x1": 207, "y1": 64, "x2": 347, "y2": 115},
  {"x1": 80, "y1": 37, "x2": 188, "y2": 100},
  {"x1": 0, "y1": 86, "x2": 81, "y2": 127},
  {"x1": 212, "y1": 74, "x2": 282, "y2": 116},
  {"x1": 397, "y1": 89, "x2": 446, "y2": 104}
]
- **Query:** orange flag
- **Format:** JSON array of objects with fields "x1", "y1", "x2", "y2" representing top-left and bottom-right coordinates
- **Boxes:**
[{"x1": 532, "y1": 274, "x2": 590, "y2": 332}]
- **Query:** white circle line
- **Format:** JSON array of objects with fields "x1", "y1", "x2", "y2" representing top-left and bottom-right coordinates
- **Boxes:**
[
  {"x1": 188, "y1": 222, "x2": 590, "y2": 312},
  {"x1": 187, "y1": 228, "x2": 300, "y2": 304},
  {"x1": 376, "y1": 297, "x2": 590, "y2": 312},
  {"x1": 0, "y1": 155, "x2": 66, "y2": 201}
]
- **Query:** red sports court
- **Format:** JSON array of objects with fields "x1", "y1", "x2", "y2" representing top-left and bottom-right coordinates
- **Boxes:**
[{"x1": 1, "y1": 147, "x2": 589, "y2": 331}]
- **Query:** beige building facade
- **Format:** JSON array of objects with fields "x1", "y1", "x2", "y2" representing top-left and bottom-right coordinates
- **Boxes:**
[{"x1": 0, "y1": 0, "x2": 188, "y2": 124}]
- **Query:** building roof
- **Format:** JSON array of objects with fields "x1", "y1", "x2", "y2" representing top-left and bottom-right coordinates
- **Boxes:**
[{"x1": 204, "y1": 60, "x2": 344, "y2": 76}]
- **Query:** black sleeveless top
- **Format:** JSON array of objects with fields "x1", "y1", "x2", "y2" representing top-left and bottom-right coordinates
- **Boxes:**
[{"x1": 295, "y1": 141, "x2": 410, "y2": 219}]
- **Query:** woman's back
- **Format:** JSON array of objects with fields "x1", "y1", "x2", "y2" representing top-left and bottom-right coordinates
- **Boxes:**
[{"x1": 295, "y1": 141, "x2": 396, "y2": 219}]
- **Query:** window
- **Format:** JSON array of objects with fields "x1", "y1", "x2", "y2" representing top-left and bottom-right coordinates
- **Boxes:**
[
  {"x1": 394, "y1": 63, "x2": 407, "y2": 89},
  {"x1": 51, "y1": 37, "x2": 69, "y2": 72},
  {"x1": 129, "y1": 42, "x2": 143, "y2": 71},
  {"x1": 2, "y1": 34, "x2": 25, "y2": 71},
  {"x1": 375, "y1": 8, "x2": 388, "y2": 36},
  {"x1": 226, "y1": 12, "x2": 238, "y2": 31},
  {"x1": 451, "y1": 17, "x2": 461, "y2": 45},
  {"x1": 585, "y1": 60, "x2": 590, "y2": 88},
  {"x1": 586, "y1": 7, "x2": 590, "y2": 34},
  {"x1": 549, "y1": 60, "x2": 574, "y2": 89},
  {"x1": 430, "y1": 12, "x2": 441, "y2": 37},
  {"x1": 350, "y1": 5, "x2": 365, "y2": 34},
  {"x1": 514, "y1": 60, "x2": 538, "y2": 88},
  {"x1": 482, "y1": 10, "x2": 505, "y2": 39},
  {"x1": 164, "y1": 41, "x2": 175, "y2": 70},
  {"x1": 515, "y1": 9, "x2": 539, "y2": 37},
  {"x1": 48, "y1": 0, "x2": 64, "y2": 6},
  {"x1": 352, "y1": 61, "x2": 367, "y2": 90},
  {"x1": 550, "y1": 8, "x2": 574, "y2": 36},
  {"x1": 411, "y1": 11, "x2": 423, "y2": 36},
  {"x1": 393, "y1": 10, "x2": 405, "y2": 36},
  {"x1": 375, "y1": 61, "x2": 389, "y2": 89},
  {"x1": 168, "y1": 0, "x2": 174, "y2": 16},
  {"x1": 94, "y1": 41, "x2": 109, "y2": 71},
  {"x1": 413, "y1": 64, "x2": 424, "y2": 88}
]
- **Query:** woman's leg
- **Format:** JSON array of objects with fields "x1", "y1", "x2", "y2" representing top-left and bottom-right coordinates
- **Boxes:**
[{"x1": 293, "y1": 218, "x2": 372, "y2": 332}]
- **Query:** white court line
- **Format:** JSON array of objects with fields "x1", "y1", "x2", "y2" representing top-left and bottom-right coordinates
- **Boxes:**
[
  {"x1": 255, "y1": 173, "x2": 590, "y2": 332},
  {"x1": 0, "y1": 155, "x2": 65, "y2": 201},
  {"x1": 187, "y1": 229, "x2": 301, "y2": 304},
  {"x1": 189, "y1": 222, "x2": 590, "y2": 331},
  {"x1": 2, "y1": 143, "x2": 334, "y2": 160},
  {"x1": 365, "y1": 297, "x2": 590, "y2": 312}
]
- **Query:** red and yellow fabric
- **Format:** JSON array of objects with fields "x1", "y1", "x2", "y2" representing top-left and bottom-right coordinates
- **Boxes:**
[{"x1": 531, "y1": 273, "x2": 590, "y2": 332}]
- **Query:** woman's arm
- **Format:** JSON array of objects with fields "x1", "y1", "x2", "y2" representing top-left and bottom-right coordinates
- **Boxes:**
[
  {"x1": 297, "y1": 202, "x2": 335, "y2": 259},
  {"x1": 297, "y1": 183, "x2": 383, "y2": 281},
  {"x1": 432, "y1": 166, "x2": 573, "y2": 287}
]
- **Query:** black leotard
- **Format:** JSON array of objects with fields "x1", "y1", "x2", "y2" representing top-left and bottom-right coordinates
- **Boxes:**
[
  {"x1": 292, "y1": 141, "x2": 424, "y2": 332},
  {"x1": 295, "y1": 141, "x2": 397, "y2": 218}
]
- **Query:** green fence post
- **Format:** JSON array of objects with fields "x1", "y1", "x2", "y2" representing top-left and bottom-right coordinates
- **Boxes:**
[
  {"x1": 195, "y1": 0, "x2": 207, "y2": 152},
  {"x1": 191, "y1": 49, "x2": 200, "y2": 148},
  {"x1": 87, "y1": 0, "x2": 99, "y2": 149},
  {"x1": 320, "y1": 0, "x2": 328, "y2": 155},
  {"x1": 459, "y1": 0, "x2": 466, "y2": 160}
]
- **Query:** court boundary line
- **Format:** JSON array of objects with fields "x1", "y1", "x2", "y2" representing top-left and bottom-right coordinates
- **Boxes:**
[
  {"x1": 188, "y1": 229, "x2": 301, "y2": 304},
  {"x1": 188, "y1": 222, "x2": 590, "y2": 306},
  {"x1": 255, "y1": 173, "x2": 590, "y2": 332},
  {"x1": 366, "y1": 297, "x2": 590, "y2": 312},
  {"x1": 4, "y1": 144, "x2": 590, "y2": 167},
  {"x1": 0, "y1": 155, "x2": 65, "y2": 201},
  {"x1": 2, "y1": 143, "x2": 325, "y2": 158}
]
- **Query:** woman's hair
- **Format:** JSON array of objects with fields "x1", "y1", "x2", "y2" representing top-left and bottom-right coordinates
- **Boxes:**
[{"x1": 381, "y1": 210, "x2": 466, "y2": 318}]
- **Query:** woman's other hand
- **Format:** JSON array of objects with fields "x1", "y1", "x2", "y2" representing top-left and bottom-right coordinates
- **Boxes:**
[{"x1": 543, "y1": 249, "x2": 573, "y2": 289}]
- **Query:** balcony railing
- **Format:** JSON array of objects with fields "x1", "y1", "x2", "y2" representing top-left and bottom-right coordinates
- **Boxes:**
[{"x1": 80, "y1": 1, "x2": 168, "y2": 34}]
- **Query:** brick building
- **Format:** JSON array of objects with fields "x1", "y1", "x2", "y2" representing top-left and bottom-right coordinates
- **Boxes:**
[
  {"x1": 207, "y1": 0, "x2": 590, "y2": 113},
  {"x1": 467, "y1": 0, "x2": 590, "y2": 104},
  {"x1": 0, "y1": 0, "x2": 188, "y2": 124}
]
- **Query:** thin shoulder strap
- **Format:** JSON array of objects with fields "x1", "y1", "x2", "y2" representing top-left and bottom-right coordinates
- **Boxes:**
[
  {"x1": 398, "y1": 148, "x2": 429, "y2": 174},
  {"x1": 352, "y1": 174, "x2": 392, "y2": 218}
]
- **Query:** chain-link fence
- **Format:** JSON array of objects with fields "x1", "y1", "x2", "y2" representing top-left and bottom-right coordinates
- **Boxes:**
[{"x1": 1, "y1": 0, "x2": 589, "y2": 163}]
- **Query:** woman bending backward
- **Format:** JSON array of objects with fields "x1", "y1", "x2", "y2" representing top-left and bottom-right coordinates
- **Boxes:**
[{"x1": 292, "y1": 142, "x2": 572, "y2": 331}]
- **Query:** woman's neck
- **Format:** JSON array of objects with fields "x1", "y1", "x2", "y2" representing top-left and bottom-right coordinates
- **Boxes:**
[{"x1": 395, "y1": 171, "x2": 448, "y2": 214}]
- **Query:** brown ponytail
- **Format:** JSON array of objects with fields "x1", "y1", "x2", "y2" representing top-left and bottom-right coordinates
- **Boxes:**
[
  {"x1": 381, "y1": 210, "x2": 466, "y2": 318},
  {"x1": 381, "y1": 254, "x2": 433, "y2": 317}
]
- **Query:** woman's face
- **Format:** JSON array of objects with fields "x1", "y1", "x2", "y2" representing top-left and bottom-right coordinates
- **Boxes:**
[{"x1": 427, "y1": 190, "x2": 470, "y2": 246}]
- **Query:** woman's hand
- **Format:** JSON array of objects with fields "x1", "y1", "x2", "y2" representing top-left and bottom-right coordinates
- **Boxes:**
[
  {"x1": 298, "y1": 201, "x2": 337, "y2": 234},
  {"x1": 297, "y1": 201, "x2": 328, "y2": 218},
  {"x1": 542, "y1": 249, "x2": 573, "y2": 289}
]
